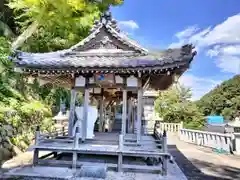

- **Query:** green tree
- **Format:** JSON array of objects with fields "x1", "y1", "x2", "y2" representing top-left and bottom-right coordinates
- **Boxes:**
[
  {"x1": 8, "y1": 0, "x2": 123, "y2": 50},
  {"x1": 6, "y1": 0, "x2": 123, "y2": 108},
  {"x1": 196, "y1": 75, "x2": 240, "y2": 120},
  {"x1": 0, "y1": 1, "x2": 124, "y2": 158},
  {"x1": 155, "y1": 85, "x2": 205, "y2": 129},
  {"x1": 0, "y1": 36, "x2": 54, "y2": 154}
]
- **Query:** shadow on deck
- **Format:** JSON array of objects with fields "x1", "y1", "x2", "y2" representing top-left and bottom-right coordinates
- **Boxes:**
[{"x1": 168, "y1": 134, "x2": 240, "y2": 180}]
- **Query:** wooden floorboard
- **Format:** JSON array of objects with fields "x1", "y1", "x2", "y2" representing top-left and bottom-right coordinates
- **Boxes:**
[{"x1": 30, "y1": 132, "x2": 164, "y2": 157}]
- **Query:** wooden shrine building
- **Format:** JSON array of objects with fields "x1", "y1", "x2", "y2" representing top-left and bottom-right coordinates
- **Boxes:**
[{"x1": 11, "y1": 11, "x2": 197, "y2": 174}]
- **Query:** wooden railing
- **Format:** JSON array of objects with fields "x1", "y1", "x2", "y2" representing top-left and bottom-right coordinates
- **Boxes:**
[
  {"x1": 34, "y1": 125, "x2": 69, "y2": 146},
  {"x1": 179, "y1": 129, "x2": 234, "y2": 153},
  {"x1": 154, "y1": 128, "x2": 169, "y2": 175},
  {"x1": 34, "y1": 124, "x2": 170, "y2": 175}
]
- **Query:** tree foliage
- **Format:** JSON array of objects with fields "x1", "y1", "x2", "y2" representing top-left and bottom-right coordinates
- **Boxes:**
[
  {"x1": 8, "y1": 0, "x2": 123, "y2": 50},
  {"x1": 155, "y1": 85, "x2": 205, "y2": 129},
  {"x1": 4, "y1": 0, "x2": 123, "y2": 108},
  {"x1": 0, "y1": 0, "x2": 17, "y2": 37},
  {"x1": 3, "y1": 0, "x2": 123, "y2": 106},
  {"x1": 196, "y1": 75, "x2": 240, "y2": 120},
  {"x1": 0, "y1": 0, "x2": 123, "y2": 159},
  {"x1": 0, "y1": 37, "x2": 54, "y2": 153}
]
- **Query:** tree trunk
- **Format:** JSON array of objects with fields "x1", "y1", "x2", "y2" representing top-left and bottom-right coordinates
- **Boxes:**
[{"x1": 11, "y1": 21, "x2": 38, "y2": 50}]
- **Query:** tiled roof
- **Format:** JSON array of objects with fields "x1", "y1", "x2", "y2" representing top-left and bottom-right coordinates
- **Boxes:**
[
  {"x1": 86, "y1": 11, "x2": 148, "y2": 54},
  {"x1": 68, "y1": 23, "x2": 148, "y2": 55},
  {"x1": 12, "y1": 11, "x2": 196, "y2": 71},
  {"x1": 14, "y1": 45, "x2": 196, "y2": 70}
]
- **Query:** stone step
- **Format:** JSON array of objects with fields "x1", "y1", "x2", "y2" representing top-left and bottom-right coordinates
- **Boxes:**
[{"x1": 76, "y1": 165, "x2": 107, "y2": 179}]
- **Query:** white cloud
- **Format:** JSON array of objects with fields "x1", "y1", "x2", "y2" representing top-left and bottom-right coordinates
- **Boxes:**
[
  {"x1": 206, "y1": 45, "x2": 221, "y2": 57},
  {"x1": 221, "y1": 45, "x2": 240, "y2": 55},
  {"x1": 179, "y1": 74, "x2": 222, "y2": 101},
  {"x1": 175, "y1": 25, "x2": 199, "y2": 39},
  {"x1": 200, "y1": 14, "x2": 240, "y2": 46},
  {"x1": 168, "y1": 40, "x2": 185, "y2": 49},
  {"x1": 189, "y1": 27, "x2": 212, "y2": 48},
  {"x1": 217, "y1": 55, "x2": 240, "y2": 74},
  {"x1": 169, "y1": 14, "x2": 240, "y2": 74},
  {"x1": 118, "y1": 20, "x2": 139, "y2": 30}
]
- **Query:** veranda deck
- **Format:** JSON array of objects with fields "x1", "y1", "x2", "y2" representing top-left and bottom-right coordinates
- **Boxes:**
[
  {"x1": 30, "y1": 132, "x2": 165, "y2": 157},
  {"x1": 29, "y1": 130, "x2": 170, "y2": 175}
]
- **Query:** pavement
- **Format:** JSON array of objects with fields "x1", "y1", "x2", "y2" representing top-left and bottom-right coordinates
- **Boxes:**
[{"x1": 167, "y1": 133, "x2": 240, "y2": 180}]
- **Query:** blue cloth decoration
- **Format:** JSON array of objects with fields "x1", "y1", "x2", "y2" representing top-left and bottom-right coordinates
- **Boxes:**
[{"x1": 98, "y1": 74, "x2": 105, "y2": 80}]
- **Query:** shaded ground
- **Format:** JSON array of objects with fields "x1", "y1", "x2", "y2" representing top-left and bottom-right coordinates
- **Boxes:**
[
  {"x1": 0, "y1": 151, "x2": 51, "y2": 179},
  {"x1": 168, "y1": 133, "x2": 240, "y2": 180}
]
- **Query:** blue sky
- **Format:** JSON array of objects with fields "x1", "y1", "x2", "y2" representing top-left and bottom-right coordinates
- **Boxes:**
[{"x1": 111, "y1": 0, "x2": 240, "y2": 100}]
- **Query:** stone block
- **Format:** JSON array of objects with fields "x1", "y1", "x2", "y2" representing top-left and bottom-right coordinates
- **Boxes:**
[{"x1": 76, "y1": 165, "x2": 107, "y2": 179}]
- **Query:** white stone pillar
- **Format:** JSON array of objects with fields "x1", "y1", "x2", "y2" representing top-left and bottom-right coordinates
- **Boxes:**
[{"x1": 234, "y1": 133, "x2": 240, "y2": 155}]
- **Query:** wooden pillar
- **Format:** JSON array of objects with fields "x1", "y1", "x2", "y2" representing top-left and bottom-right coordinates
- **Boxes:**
[
  {"x1": 68, "y1": 87, "x2": 77, "y2": 136},
  {"x1": 121, "y1": 77, "x2": 127, "y2": 136},
  {"x1": 99, "y1": 88, "x2": 104, "y2": 132},
  {"x1": 131, "y1": 102, "x2": 135, "y2": 133},
  {"x1": 118, "y1": 134, "x2": 123, "y2": 172},
  {"x1": 137, "y1": 78, "x2": 143, "y2": 143},
  {"x1": 133, "y1": 101, "x2": 137, "y2": 134},
  {"x1": 72, "y1": 152, "x2": 77, "y2": 169},
  {"x1": 110, "y1": 104, "x2": 116, "y2": 132},
  {"x1": 162, "y1": 130, "x2": 168, "y2": 176},
  {"x1": 127, "y1": 98, "x2": 133, "y2": 133},
  {"x1": 33, "y1": 126, "x2": 40, "y2": 166},
  {"x1": 33, "y1": 149, "x2": 39, "y2": 166},
  {"x1": 82, "y1": 77, "x2": 89, "y2": 142}
]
